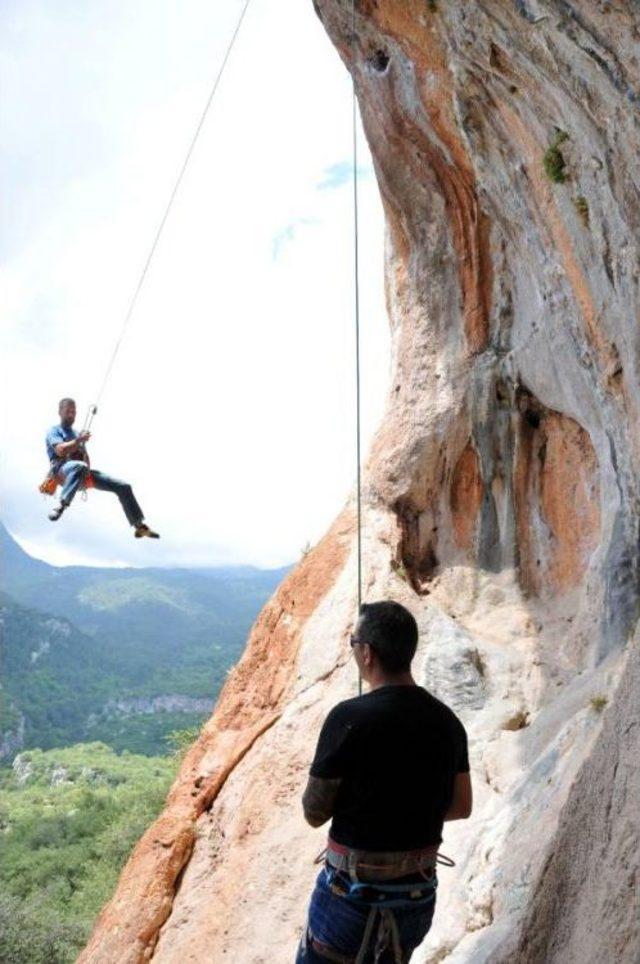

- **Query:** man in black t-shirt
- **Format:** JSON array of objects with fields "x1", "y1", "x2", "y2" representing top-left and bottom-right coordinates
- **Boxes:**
[{"x1": 296, "y1": 601, "x2": 472, "y2": 964}]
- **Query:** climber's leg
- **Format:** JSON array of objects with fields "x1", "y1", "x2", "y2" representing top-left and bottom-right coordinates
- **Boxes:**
[
  {"x1": 90, "y1": 470, "x2": 144, "y2": 526},
  {"x1": 59, "y1": 460, "x2": 90, "y2": 506},
  {"x1": 296, "y1": 868, "x2": 367, "y2": 962},
  {"x1": 49, "y1": 460, "x2": 89, "y2": 519},
  {"x1": 294, "y1": 930, "x2": 326, "y2": 963}
]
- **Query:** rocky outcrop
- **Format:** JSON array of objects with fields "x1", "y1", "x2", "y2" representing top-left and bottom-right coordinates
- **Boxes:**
[
  {"x1": 12, "y1": 752, "x2": 34, "y2": 785},
  {"x1": 88, "y1": 695, "x2": 214, "y2": 724},
  {"x1": 81, "y1": 2, "x2": 640, "y2": 961},
  {"x1": 0, "y1": 715, "x2": 25, "y2": 764}
]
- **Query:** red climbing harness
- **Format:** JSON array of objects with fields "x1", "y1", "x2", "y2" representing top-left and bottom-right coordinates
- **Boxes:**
[{"x1": 38, "y1": 470, "x2": 94, "y2": 497}]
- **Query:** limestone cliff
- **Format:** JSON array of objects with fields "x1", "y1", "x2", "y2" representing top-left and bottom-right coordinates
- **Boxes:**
[{"x1": 81, "y1": 2, "x2": 640, "y2": 961}]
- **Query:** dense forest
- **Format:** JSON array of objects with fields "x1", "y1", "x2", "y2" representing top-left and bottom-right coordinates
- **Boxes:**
[{"x1": 0, "y1": 742, "x2": 180, "y2": 963}]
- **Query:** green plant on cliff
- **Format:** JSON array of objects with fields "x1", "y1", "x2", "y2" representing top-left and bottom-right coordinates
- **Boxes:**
[
  {"x1": 543, "y1": 130, "x2": 569, "y2": 183},
  {"x1": 0, "y1": 743, "x2": 175, "y2": 963},
  {"x1": 390, "y1": 559, "x2": 409, "y2": 584},
  {"x1": 573, "y1": 194, "x2": 590, "y2": 226},
  {"x1": 589, "y1": 694, "x2": 608, "y2": 713}
]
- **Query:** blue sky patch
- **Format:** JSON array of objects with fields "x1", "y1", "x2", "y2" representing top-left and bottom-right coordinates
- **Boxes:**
[
  {"x1": 272, "y1": 217, "x2": 319, "y2": 260},
  {"x1": 317, "y1": 160, "x2": 370, "y2": 191}
]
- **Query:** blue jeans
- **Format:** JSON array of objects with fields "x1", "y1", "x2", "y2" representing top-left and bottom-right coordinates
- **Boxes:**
[
  {"x1": 59, "y1": 461, "x2": 143, "y2": 526},
  {"x1": 296, "y1": 866, "x2": 437, "y2": 963}
]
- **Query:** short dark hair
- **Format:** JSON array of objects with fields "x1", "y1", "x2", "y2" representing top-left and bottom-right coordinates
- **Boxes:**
[
  {"x1": 58, "y1": 397, "x2": 75, "y2": 412},
  {"x1": 357, "y1": 601, "x2": 418, "y2": 673}
]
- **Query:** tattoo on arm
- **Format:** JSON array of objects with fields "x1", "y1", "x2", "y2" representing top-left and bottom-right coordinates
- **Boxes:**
[{"x1": 302, "y1": 776, "x2": 341, "y2": 828}]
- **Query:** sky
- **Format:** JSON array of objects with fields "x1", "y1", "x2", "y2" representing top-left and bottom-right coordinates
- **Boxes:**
[{"x1": 1, "y1": 0, "x2": 390, "y2": 569}]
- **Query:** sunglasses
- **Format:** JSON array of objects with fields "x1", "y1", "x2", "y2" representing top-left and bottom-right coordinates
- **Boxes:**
[{"x1": 350, "y1": 634, "x2": 371, "y2": 648}]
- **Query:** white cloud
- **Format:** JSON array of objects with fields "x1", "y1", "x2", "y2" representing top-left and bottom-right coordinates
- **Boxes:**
[{"x1": 1, "y1": 0, "x2": 390, "y2": 568}]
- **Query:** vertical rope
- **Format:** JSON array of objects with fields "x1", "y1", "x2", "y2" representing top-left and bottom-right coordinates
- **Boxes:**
[
  {"x1": 351, "y1": 0, "x2": 363, "y2": 696},
  {"x1": 91, "y1": 0, "x2": 253, "y2": 412}
]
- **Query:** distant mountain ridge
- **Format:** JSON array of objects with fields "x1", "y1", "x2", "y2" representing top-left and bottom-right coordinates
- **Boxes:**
[{"x1": 1, "y1": 523, "x2": 290, "y2": 759}]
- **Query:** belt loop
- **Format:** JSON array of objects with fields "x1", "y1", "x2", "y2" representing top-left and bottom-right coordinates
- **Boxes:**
[{"x1": 347, "y1": 850, "x2": 360, "y2": 884}]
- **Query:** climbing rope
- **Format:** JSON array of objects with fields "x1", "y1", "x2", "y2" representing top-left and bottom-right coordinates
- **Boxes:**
[
  {"x1": 351, "y1": 0, "x2": 364, "y2": 696},
  {"x1": 352, "y1": 19, "x2": 363, "y2": 612},
  {"x1": 84, "y1": 0, "x2": 253, "y2": 433},
  {"x1": 80, "y1": 0, "x2": 366, "y2": 702}
]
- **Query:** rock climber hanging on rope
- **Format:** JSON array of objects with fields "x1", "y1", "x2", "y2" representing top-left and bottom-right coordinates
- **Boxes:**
[
  {"x1": 35, "y1": 4, "x2": 251, "y2": 546},
  {"x1": 43, "y1": 397, "x2": 160, "y2": 538}
]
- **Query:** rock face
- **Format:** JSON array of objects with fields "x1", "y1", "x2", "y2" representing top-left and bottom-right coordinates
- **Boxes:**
[
  {"x1": 81, "y1": 2, "x2": 640, "y2": 962},
  {"x1": 0, "y1": 717, "x2": 26, "y2": 764},
  {"x1": 514, "y1": 635, "x2": 640, "y2": 964}
]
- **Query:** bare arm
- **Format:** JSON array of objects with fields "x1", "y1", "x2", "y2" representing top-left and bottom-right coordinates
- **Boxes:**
[
  {"x1": 302, "y1": 776, "x2": 341, "y2": 828},
  {"x1": 444, "y1": 772, "x2": 473, "y2": 821},
  {"x1": 54, "y1": 432, "x2": 90, "y2": 459}
]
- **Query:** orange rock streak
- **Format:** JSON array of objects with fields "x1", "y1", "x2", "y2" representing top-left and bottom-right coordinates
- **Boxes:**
[
  {"x1": 515, "y1": 410, "x2": 600, "y2": 596},
  {"x1": 360, "y1": 0, "x2": 492, "y2": 354},
  {"x1": 451, "y1": 442, "x2": 484, "y2": 552}
]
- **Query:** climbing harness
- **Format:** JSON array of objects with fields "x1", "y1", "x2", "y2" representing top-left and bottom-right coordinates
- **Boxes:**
[
  {"x1": 38, "y1": 470, "x2": 94, "y2": 498},
  {"x1": 305, "y1": 839, "x2": 454, "y2": 963},
  {"x1": 326, "y1": 864, "x2": 437, "y2": 964},
  {"x1": 325, "y1": 838, "x2": 445, "y2": 880},
  {"x1": 307, "y1": 863, "x2": 438, "y2": 964}
]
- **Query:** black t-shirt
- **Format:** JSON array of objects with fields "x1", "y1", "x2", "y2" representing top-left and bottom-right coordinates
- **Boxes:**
[{"x1": 310, "y1": 685, "x2": 469, "y2": 851}]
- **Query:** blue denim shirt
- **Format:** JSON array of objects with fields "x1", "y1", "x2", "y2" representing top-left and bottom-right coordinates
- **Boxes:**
[{"x1": 46, "y1": 424, "x2": 79, "y2": 471}]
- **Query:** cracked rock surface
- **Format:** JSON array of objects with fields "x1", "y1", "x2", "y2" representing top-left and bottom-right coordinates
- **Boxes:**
[{"x1": 81, "y1": 3, "x2": 640, "y2": 961}]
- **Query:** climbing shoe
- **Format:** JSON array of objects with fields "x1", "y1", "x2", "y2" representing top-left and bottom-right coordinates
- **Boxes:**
[
  {"x1": 134, "y1": 523, "x2": 160, "y2": 539},
  {"x1": 48, "y1": 502, "x2": 67, "y2": 522}
]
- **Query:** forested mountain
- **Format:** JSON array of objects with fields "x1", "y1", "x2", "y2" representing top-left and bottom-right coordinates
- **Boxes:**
[
  {"x1": 1, "y1": 523, "x2": 288, "y2": 656},
  {"x1": 1, "y1": 595, "x2": 115, "y2": 753},
  {"x1": 0, "y1": 524, "x2": 289, "y2": 758}
]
